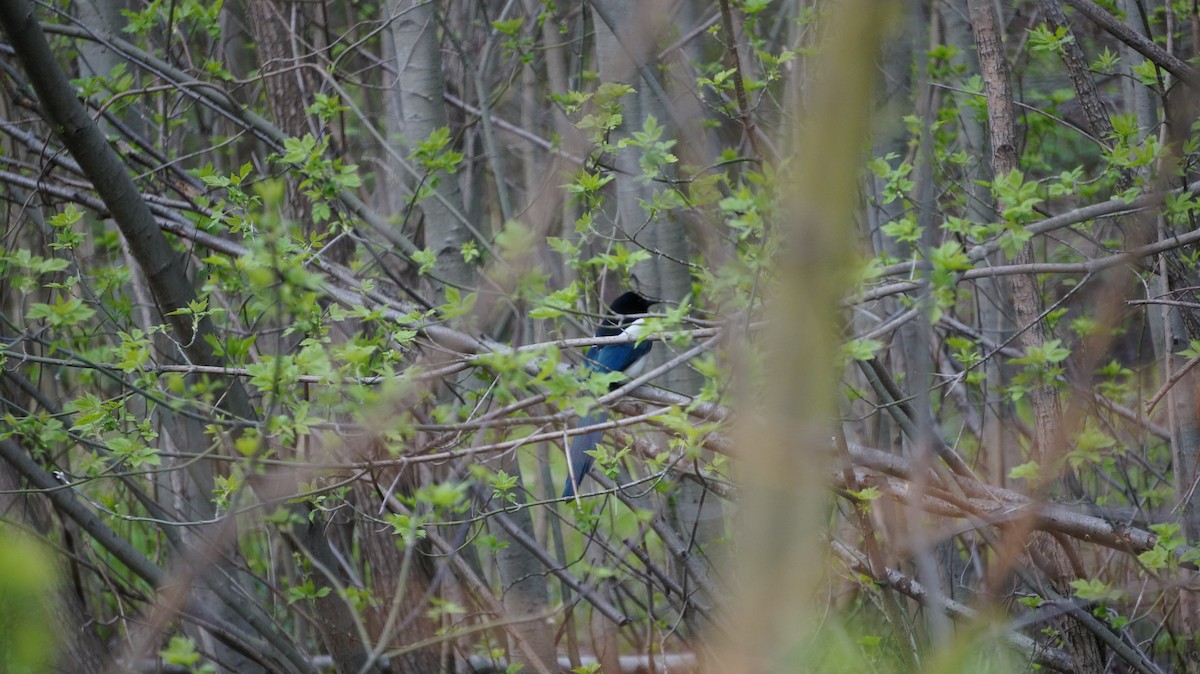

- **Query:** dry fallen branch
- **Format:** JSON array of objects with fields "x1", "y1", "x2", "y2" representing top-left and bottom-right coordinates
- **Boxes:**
[{"x1": 841, "y1": 446, "x2": 1185, "y2": 564}]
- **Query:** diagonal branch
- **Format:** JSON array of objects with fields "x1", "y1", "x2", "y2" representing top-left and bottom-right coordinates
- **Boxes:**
[
  {"x1": 1060, "y1": 0, "x2": 1200, "y2": 88},
  {"x1": 0, "y1": 438, "x2": 314, "y2": 673}
]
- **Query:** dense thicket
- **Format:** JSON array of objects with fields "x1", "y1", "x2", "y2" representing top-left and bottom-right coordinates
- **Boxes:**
[{"x1": 1, "y1": 0, "x2": 1199, "y2": 672}]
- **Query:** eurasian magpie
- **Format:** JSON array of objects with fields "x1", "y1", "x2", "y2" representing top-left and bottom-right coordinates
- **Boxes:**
[{"x1": 562, "y1": 291, "x2": 659, "y2": 498}]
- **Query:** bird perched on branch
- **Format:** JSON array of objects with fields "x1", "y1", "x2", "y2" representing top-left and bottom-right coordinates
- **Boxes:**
[{"x1": 562, "y1": 291, "x2": 659, "y2": 499}]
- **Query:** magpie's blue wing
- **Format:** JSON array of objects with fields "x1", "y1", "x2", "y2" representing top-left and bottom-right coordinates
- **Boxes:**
[
  {"x1": 583, "y1": 341, "x2": 652, "y2": 374},
  {"x1": 563, "y1": 319, "x2": 653, "y2": 498},
  {"x1": 562, "y1": 412, "x2": 607, "y2": 498}
]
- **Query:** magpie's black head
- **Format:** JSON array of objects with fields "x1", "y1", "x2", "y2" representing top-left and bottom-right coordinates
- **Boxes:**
[{"x1": 608, "y1": 291, "x2": 659, "y2": 316}]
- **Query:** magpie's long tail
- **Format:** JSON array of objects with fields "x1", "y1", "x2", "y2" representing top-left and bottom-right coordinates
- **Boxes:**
[{"x1": 562, "y1": 412, "x2": 607, "y2": 498}]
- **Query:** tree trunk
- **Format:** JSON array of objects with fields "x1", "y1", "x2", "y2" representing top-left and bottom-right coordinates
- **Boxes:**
[
  {"x1": 594, "y1": 0, "x2": 729, "y2": 648},
  {"x1": 383, "y1": 0, "x2": 474, "y2": 289},
  {"x1": 247, "y1": 0, "x2": 318, "y2": 230},
  {"x1": 350, "y1": 472, "x2": 444, "y2": 673},
  {"x1": 968, "y1": 1, "x2": 1104, "y2": 669}
]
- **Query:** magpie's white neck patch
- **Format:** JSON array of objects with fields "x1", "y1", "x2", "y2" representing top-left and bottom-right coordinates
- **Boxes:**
[{"x1": 623, "y1": 317, "x2": 647, "y2": 339}]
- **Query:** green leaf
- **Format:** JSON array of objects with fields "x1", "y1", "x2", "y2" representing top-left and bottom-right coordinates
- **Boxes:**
[
  {"x1": 491, "y1": 17, "x2": 524, "y2": 35},
  {"x1": 1011, "y1": 339, "x2": 1071, "y2": 366},
  {"x1": 1178, "y1": 340, "x2": 1200, "y2": 359},
  {"x1": 881, "y1": 216, "x2": 920, "y2": 243},
  {"x1": 1008, "y1": 461, "x2": 1041, "y2": 481},
  {"x1": 460, "y1": 240, "x2": 481, "y2": 264},
  {"x1": 160, "y1": 636, "x2": 202, "y2": 667},
  {"x1": 848, "y1": 486, "x2": 882, "y2": 502},
  {"x1": 1069, "y1": 578, "x2": 1123, "y2": 603},
  {"x1": 1027, "y1": 24, "x2": 1073, "y2": 55},
  {"x1": 440, "y1": 287, "x2": 477, "y2": 319},
  {"x1": 843, "y1": 338, "x2": 883, "y2": 362},
  {"x1": 1138, "y1": 546, "x2": 1169, "y2": 570},
  {"x1": 412, "y1": 247, "x2": 436, "y2": 275},
  {"x1": 1131, "y1": 60, "x2": 1160, "y2": 86},
  {"x1": 593, "y1": 82, "x2": 635, "y2": 105},
  {"x1": 27, "y1": 296, "x2": 95, "y2": 328},
  {"x1": 1091, "y1": 47, "x2": 1119, "y2": 73},
  {"x1": 929, "y1": 241, "x2": 972, "y2": 272}
]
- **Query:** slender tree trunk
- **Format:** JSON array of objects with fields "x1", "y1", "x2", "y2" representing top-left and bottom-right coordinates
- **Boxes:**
[
  {"x1": 220, "y1": 0, "x2": 261, "y2": 172},
  {"x1": 540, "y1": 1, "x2": 579, "y2": 241},
  {"x1": 384, "y1": 0, "x2": 474, "y2": 289},
  {"x1": 247, "y1": 0, "x2": 318, "y2": 224},
  {"x1": 968, "y1": 1, "x2": 1103, "y2": 668},
  {"x1": 488, "y1": 453, "x2": 558, "y2": 672},
  {"x1": 1154, "y1": 32, "x2": 1200, "y2": 653},
  {"x1": 350, "y1": 475, "x2": 444, "y2": 673},
  {"x1": 1037, "y1": 0, "x2": 1116, "y2": 140},
  {"x1": 944, "y1": 0, "x2": 1015, "y2": 488}
]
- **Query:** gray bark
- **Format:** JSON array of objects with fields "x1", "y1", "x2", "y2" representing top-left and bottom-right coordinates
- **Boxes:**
[
  {"x1": 489, "y1": 474, "x2": 559, "y2": 673},
  {"x1": 968, "y1": 0, "x2": 1103, "y2": 668},
  {"x1": 944, "y1": 0, "x2": 1015, "y2": 488},
  {"x1": 384, "y1": 0, "x2": 474, "y2": 289},
  {"x1": 247, "y1": 0, "x2": 318, "y2": 229},
  {"x1": 1117, "y1": 0, "x2": 1157, "y2": 142},
  {"x1": 73, "y1": 0, "x2": 122, "y2": 81},
  {"x1": 593, "y1": 0, "x2": 726, "y2": 643}
]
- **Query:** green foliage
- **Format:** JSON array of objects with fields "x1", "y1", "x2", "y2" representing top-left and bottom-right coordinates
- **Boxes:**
[
  {"x1": 620, "y1": 115, "x2": 678, "y2": 182},
  {"x1": 991, "y1": 170, "x2": 1041, "y2": 257},
  {"x1": 842, "y1": 339, "x2": 883, "y2": 363},
  {"x1": 880, "y1": 215, "x2": 919, "y2": 244},
  {"x1": 1027, "y1": 24, "x2": 1073, "y2": 56},
  {"x1": 386, "y1": 513, "x2": 427, "y2": 546},
  {"x1": 48, "y1": 204, "x2": 85, "y2": 250},
  {"x1": 412, "y1": 247, "x2": 437, "y2": 275},
  {"x1": 847, "y1": 485, "x2": 882, "y2": 504},
  {"x1": 1138, "y1": 523, "x2": 1191, "y2": 571},
  {"x1": 1067, "y1": 425, "x2": 1118, "y2": 469},
  {"x1": 566, "y1": 82, "x2": 635, "y2": 148},
  {"x1": 1069, "y1": 578, "x2": 1124, "y2": 603},
  {"x1": 0, "y1": 248, "x2": 70, "y2": 294},
  {"x1": 306, "y1": 93, "x2": 349, "y2": 122},
  {"x1": 278, "y1": 134, "x2": 362, "y2": 223},
  {"x1": 27, "y1": 295, "x2": 95, "y2": 328},
  {"x1": 0, "y1": 529, "x2": 57, "y2": 674},
  {"x1": 564, "y1": 170, "x2": 614, "y2": 210},
  {"x1": 868, "y1": 153, "x2": 914, "y2": 204},
  {"x1": 286, "y1": 576, "x2": 332, "y2": 604},
  {"x1": 11, "y1": 1, "x2": 1200, "y2": 670},
  {"x1": 1007, "y1": 340, "x2": 1071, "y2": 400},
  {"x1": 1179, "y1": 339, "x2": 1200, "y2": 360},
  {"x1": 439, "y1": 286, "x2": 478, "y2": 320},
  {"x1": 1008, "y1": 461, "x2": 1040, "y2": 482},
  {"x1": 122, "y1": 0, "x2": 224, "y2": 37},
  {"x1": 1091, "y1": 47, "x2": 1120, "y2": 73},
  {"x1": 160, "y1": 636, "x2": 216, "y2": 674}
]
